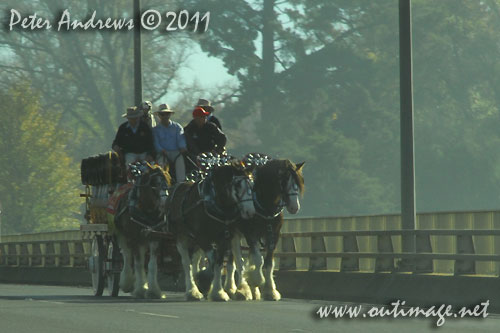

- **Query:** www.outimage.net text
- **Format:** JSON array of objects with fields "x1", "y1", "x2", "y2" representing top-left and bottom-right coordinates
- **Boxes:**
[{"x1": 315, "y1": 300, "x2": 489, "y2": 327}]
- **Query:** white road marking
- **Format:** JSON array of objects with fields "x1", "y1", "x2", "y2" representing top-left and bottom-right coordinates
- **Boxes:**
[
  {"x1": 126, "y1": 309, "x2": 179, "y2": 319},
  {"x1": 33, "y1": 300, "x2": 65, "y2": 305}
]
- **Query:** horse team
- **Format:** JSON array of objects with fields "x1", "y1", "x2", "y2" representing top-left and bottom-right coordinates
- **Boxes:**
[{"x1": 111, "y1": 153, "x2": 305, "y2": 301}]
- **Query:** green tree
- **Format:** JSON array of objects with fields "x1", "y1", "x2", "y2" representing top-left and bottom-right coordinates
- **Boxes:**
[
  {"x1": 0, "y1": 83, "x2": 81, "y2": 234},
  {"x1": 184, "y1": 0, "x2": 396, "y2": 215},
  {"x1": 0, "y1": 0, "x2": 192, "y2": 160}
]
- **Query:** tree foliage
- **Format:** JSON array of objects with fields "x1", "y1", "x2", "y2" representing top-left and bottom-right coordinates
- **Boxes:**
[
  {"x1": 0, "y1": 83, "x2": 81, "y2": 234},
  {"x1": 3, "y1": 0, "x2": 500, "y2": 223},
  {"x1": 185, "y1": 0, "x2": 500, "y2": 215},
  {"x1": 0, "y1": 0, "x2": 193, "y2": 160}
]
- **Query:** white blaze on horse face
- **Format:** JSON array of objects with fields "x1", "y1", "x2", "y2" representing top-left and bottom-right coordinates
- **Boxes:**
[
  {"x1": 285, "y1": 174, "x2": 300, "y2": 214},
  {"x1": 233, "y1": 176, "x2": 255, "y2": 219},
  {"x1": 151, "y1": 173, "x2": 168, "y2": 213}
]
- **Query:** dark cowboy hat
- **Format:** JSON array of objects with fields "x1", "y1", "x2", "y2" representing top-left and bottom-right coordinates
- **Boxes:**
[
  {"x1": 195, "y1": 98, "x2": 214, "y2": 112},
  {"x1": 121, "y1": 106, "x2": 142, "y2": 118}
]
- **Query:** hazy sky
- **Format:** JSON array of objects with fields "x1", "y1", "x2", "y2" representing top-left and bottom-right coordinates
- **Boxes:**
[{"x1": 163, "y1": 44, "x2": 238, "y2": 103}]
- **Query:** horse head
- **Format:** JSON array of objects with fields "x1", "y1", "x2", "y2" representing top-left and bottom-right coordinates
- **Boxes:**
[
  {"x1": 280, "y1": 160, "x2": 305, "y2": 214},
  {"x1": 254, "y1": 159, "x2": 305, "y2": 215},
  {"x1": 210, "y1": 161, "x2": 255, "y2": 219},
  {"x1": 134, "y1": 162, "x2": 171, "y2": 216}
]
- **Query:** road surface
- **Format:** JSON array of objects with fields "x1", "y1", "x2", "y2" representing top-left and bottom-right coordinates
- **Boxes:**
[{"x1": 0, "y1": 284, "x2": 498, "y2": 332}]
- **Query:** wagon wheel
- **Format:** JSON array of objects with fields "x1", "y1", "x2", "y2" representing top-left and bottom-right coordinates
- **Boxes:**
[
  {"x1": 106, "y1": 237, "x2": 121, "y2": 297},
  {"x1": 90, "y1": 235, "x2": 105, "y2": 296}
]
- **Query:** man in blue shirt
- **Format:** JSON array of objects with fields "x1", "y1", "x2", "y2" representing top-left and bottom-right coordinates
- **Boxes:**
[{"x1": 153, "y1": 104, "x2": 187, "y2": 183}]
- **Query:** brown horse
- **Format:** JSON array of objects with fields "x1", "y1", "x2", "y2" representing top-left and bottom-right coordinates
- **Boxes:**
[
  {"x1": 113, "y1": 162, "x2": 171, "y2": 298},
  {"x1": 225, "y1": 159, "x2": 304, "y2": 301},
  {"x1": 167, "y1": 161, "x2": 255, "y2": 301}
]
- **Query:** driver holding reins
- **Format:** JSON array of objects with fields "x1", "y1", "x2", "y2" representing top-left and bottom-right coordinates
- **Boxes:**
[{"x1": 152, "y1": 103, "x2": 188, "y2": 183}]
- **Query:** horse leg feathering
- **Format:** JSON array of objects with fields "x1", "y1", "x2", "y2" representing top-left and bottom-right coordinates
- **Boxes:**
[
  {"x1": 246, "y1": 241, "x2": 265, "y2": 290},
  {"x1": 118, "y1": 236, "x2": 134, "y2": 293},
  {"x1": 132, "y1": 245, "x2": 148, "y2": 298},
  {"x1": 230, "y1": 233, "x2": 252, "y2": 300},
  {"x1": 208, "y1": 246, "x2": 230, "y2": 302},
  {"x1": 262, "y1": 252, "x2": 281, "y2": 301},
  {"x1": 176, "y1": 239, "x2": 204, "y2": 301},
  {"x1": 224, "y1": 253, "x2": 237, "y2": 299},
  {"x1": 145, "y1": 241, "x2": 162, "y2": 299}
]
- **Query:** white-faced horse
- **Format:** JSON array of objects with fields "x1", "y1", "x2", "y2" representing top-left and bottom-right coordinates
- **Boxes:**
[
  {"x1": 167, "y1": 161, "x2": 255, "y2": 301},
  {"x1": 225, "y1": 159, "x2": 304, "y2": 301},
  {"x1": 113, "y1": 162, "x2": 171, "y2": 298}
]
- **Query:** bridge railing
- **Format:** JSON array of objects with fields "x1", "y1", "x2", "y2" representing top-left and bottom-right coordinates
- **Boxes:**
[
  {"x1": 276, "y1": 229, "x2": 500, "y2": 275},
  {"x1": 1, "y1": 210, "x2": 500, "y2": 277},
  {"x1": 0, "y1": 231, "x2": 87, "y2": 268},
  {"x1": 275, "y1": 210, "x2": 500, "y2": 276}
]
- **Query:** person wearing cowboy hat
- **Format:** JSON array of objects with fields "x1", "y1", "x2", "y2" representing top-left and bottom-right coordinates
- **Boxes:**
[
  {"x1": 196, "y1": 98, "x2": 222, "y2": 130},
  {"x1": 153, "y1": 103, "x2": 187, "y2": 183},
  {"x1": 112, "y1": 106, "x2": 155, "y2": 166},
  {"x1": 184, "y1": 106, "x2": 226, "y2": 160}
]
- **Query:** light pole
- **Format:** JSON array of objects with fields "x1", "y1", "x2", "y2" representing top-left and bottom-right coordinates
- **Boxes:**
[
  {"x1": 133, "y1": 0, "x2": 143, "y2": 106},
  {"x1": 0, "y1": 201, "x2": 2, "y2": 243},
  {"x1": 399, "y1": 0, "x2": 416, "y2": 259}
]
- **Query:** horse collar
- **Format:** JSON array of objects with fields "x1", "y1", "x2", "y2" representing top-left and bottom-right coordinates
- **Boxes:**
[
  {"x1": 199, "y1": 174, "x2": 239, "y2": 224},
  {"x1": 253, "y1": 190, "x2": 284, "y2": 219}
]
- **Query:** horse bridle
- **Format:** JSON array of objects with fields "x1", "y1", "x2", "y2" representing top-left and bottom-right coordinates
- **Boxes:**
[
  {"x1": 231, "y1": 175, "x2": 254, "y2": 205},
  {"x1": 281, "y1": 170, "x2": 300, "y2": 204},
  {"x1": 135, "y1": 169, "x2": 169, "y2": 213},
  {"x1": 253, "y1": 168, "x2": 299, "y2": 219}
]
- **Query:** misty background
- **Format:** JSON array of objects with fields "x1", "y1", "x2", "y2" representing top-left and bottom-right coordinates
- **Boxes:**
[{"x1": 1, "y1": 0, "x2": 500, "y2": 234}]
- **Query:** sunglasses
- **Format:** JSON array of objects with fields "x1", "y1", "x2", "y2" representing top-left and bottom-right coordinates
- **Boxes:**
[{"x1": 158, "y1": 113, "x2": 171, "y2": 117}]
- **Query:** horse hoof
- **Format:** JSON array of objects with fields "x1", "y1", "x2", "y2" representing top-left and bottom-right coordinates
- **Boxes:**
[
  {"x1": 121, "y1": 285, "x2": 134, "y2": 293},
  {"x1": 208, "y1": 290, "x2": 230, "y2": 302},
  {"x1": 235, "y1": 290, "x2": 252, "y2": 301},
  {"x1": 225, "y1": 288, "x2": 237, "y2": 300},
  {"x1": 263, "y1": 288, "x2": 281, "y2": 301},
  {"x1": 120, "y1": 277, "x2": 135, "y2": 293},
  {"x1": 247, "y1": 268, "x2": 265, "y2": 287},
  {"x1": 186, "y1": 290, "x2": 204, "y2": 301},
  {"x1": 132, "y1": 288, "x2": 147, "y2": 299},
  {"x1": 252, "y1": 287, "x2": 261, "y2": 301},
  {"x1": 146, "y1": 289, "x2": 162, "y2": 299}
]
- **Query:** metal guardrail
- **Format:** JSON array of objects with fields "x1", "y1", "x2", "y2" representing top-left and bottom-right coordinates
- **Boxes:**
[
  {"x1": 0, "y1": 231, "x2": 88, "y2": 268},
  {"x1": 276, "y1": 229, "x2": 500, "y2": 275},
  {"x1": 1, "y1": 211, "x2": 500, "y2": 278},
  {"x1": 276, "y1": 210, "x2": 500, "y2": 276}
]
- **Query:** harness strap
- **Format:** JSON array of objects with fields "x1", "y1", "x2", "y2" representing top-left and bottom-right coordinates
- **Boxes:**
[
  {"x1": 266, "y1": 223, "x2": 276, "y2": 250},
  {"x1": 253, "y1": 191, "x2": 284, "y2": 220},
  {"x1": 129, "y1": 208, "x2": 165, "y2": 229},
  {"x1": 199, "y1": 177, "x2": 240, "y2": 225}
]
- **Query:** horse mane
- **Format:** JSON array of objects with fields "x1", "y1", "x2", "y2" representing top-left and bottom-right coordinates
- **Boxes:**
[
  {"x1": 146, "y1": 162, "x2": 173, "y2": 187},
  {"x1": 256, "y1": 159, "x2": 304, "y2": 195}
]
